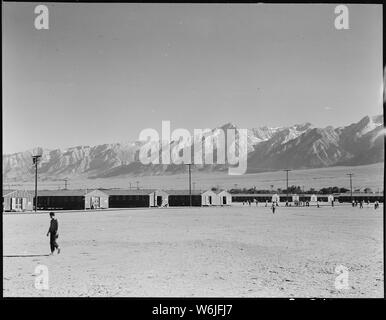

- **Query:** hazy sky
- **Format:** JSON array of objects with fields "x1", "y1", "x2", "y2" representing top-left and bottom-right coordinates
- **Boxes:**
[{"x1": 3, "y1": 3, "x2": 383, "y2": 154}]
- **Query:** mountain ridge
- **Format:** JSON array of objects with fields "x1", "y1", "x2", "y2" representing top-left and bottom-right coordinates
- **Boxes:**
[{"x1": 3, "y1": 115, "x2": 384, "y2": 181}]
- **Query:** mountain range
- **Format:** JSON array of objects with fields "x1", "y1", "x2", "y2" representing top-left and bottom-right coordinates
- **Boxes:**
[{"x1": 3, "y1": 115, "x2": 384, "y2": 182}]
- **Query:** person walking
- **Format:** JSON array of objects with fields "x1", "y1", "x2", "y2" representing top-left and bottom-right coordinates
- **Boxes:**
[{"x1": 47, "y1": 212, "x2": 60, "y2": 255}]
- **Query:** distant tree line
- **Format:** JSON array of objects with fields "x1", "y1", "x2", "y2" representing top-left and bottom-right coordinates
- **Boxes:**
[{"x1": 228, "y1": 185, "x2": 352, "y2": 195}]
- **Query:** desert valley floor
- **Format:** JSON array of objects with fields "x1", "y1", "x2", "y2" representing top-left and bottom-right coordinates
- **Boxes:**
[{"x1": 9, "y1": 163, "x2": 384, "y2": 192}]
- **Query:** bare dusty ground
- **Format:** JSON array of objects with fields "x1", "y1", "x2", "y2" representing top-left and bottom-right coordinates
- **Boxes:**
[{"x1": 3, "y1": 204, "x2": 383, "y2": 297}]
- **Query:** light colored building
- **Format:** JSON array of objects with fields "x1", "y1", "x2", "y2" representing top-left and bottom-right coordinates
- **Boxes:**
[
  {"x1": 154, "y1": 189, "x2": 169, "y2": 207},
  {"x1": 201, "y1": 189, "x2": 218, "y2": 206},
  {"x1": 85, "y1": 189, "x2": 109, "y2": 209},
  {"x1": 214, "y1": 190, "x2": 232, "y2": 205},
  {"x1": 3, "y1": 189, "x2": 34, "y2": 212},
  {"x1": 310, "y1": 194, "x2": 318, "y2": 205}
]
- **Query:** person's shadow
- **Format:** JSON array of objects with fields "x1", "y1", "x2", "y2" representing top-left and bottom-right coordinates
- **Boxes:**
[{"x1": 3, "y1": 254, "x2": 50, "y2": 258}]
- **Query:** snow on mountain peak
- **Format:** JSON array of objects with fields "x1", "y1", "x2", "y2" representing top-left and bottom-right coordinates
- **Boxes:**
[
  {"x1": 357, "y1": 115, "x2": 382, "y2": 137},
  {"x1": 2, "y1": 115, "x2": 383, "y2": 181}
]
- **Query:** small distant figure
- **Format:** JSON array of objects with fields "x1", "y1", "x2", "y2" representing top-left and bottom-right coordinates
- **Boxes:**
[
  {"x1": 367, "y1": 200, "x2": 370, "y2": 207},
  {"x1": 265, "y1": 200, "x2": 268, "y2": 207},
  {"x1": 46, "y1": 212, "x2": 60, "y2": 255},
  {"x1": 255, "y1": 199, "x2": 258, "y2": 207},
  {"x1": 352, "y1": 200, "x2": 355, "y2": 207},
  {"x1": 248, "y1": 200, "x2": 251, "y2": 206},
  {"x1": 374, "y1": 201, "x2": 379, "y2": 210},
  {"x1": 359, "y1": 200, "x2": 363, "y2": 209},
  {"x1": 271, "y1": 203, "x2": 276, "y2": 214},
  {"x1": 317, "y1": 201, "x2": 320, "y2": 208},
  {"x1": 285, "y1": 201, "x2": 288, "y2": 207}
]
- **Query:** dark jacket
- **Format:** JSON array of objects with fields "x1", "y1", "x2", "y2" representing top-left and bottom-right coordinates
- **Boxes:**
[{"x1": 49, "y1": 219, "x2": 58, "y2": 234}]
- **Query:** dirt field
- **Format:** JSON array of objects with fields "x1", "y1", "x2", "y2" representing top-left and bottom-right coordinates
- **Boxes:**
[{"x1": 3, "y1": 204, "x2": 383, "y2": 297}]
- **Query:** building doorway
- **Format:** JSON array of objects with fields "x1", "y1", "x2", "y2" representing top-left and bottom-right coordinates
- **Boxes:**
[
  {"x1": 11, "y1": 197, "x2": 24, "y2": 211},
  {"x1": 90, "y1": 196, "x2": 100, "y2": 209}
]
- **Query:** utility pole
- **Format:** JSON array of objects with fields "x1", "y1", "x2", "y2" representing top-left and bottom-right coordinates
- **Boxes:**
[
  {"x1": 186, "y1": 164, "x2": 192, "y2": 207},
  {"x1": 284, "y1": 169, "x2": 291, "y2": 201},
  {"x1": 85, "y1": 187, "x2": 88, "y2": 211},
  {"x1": 347, "y1": 173, "x2": 354, "y2": 202},
  {"x1": 32, "y1": 155, "x2": 42, "y2": 212}
]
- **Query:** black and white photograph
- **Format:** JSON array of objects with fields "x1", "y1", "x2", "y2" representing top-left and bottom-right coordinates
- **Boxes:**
[{"x1": 2, "y1": 1, "x2": 384, "y2": 303}]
